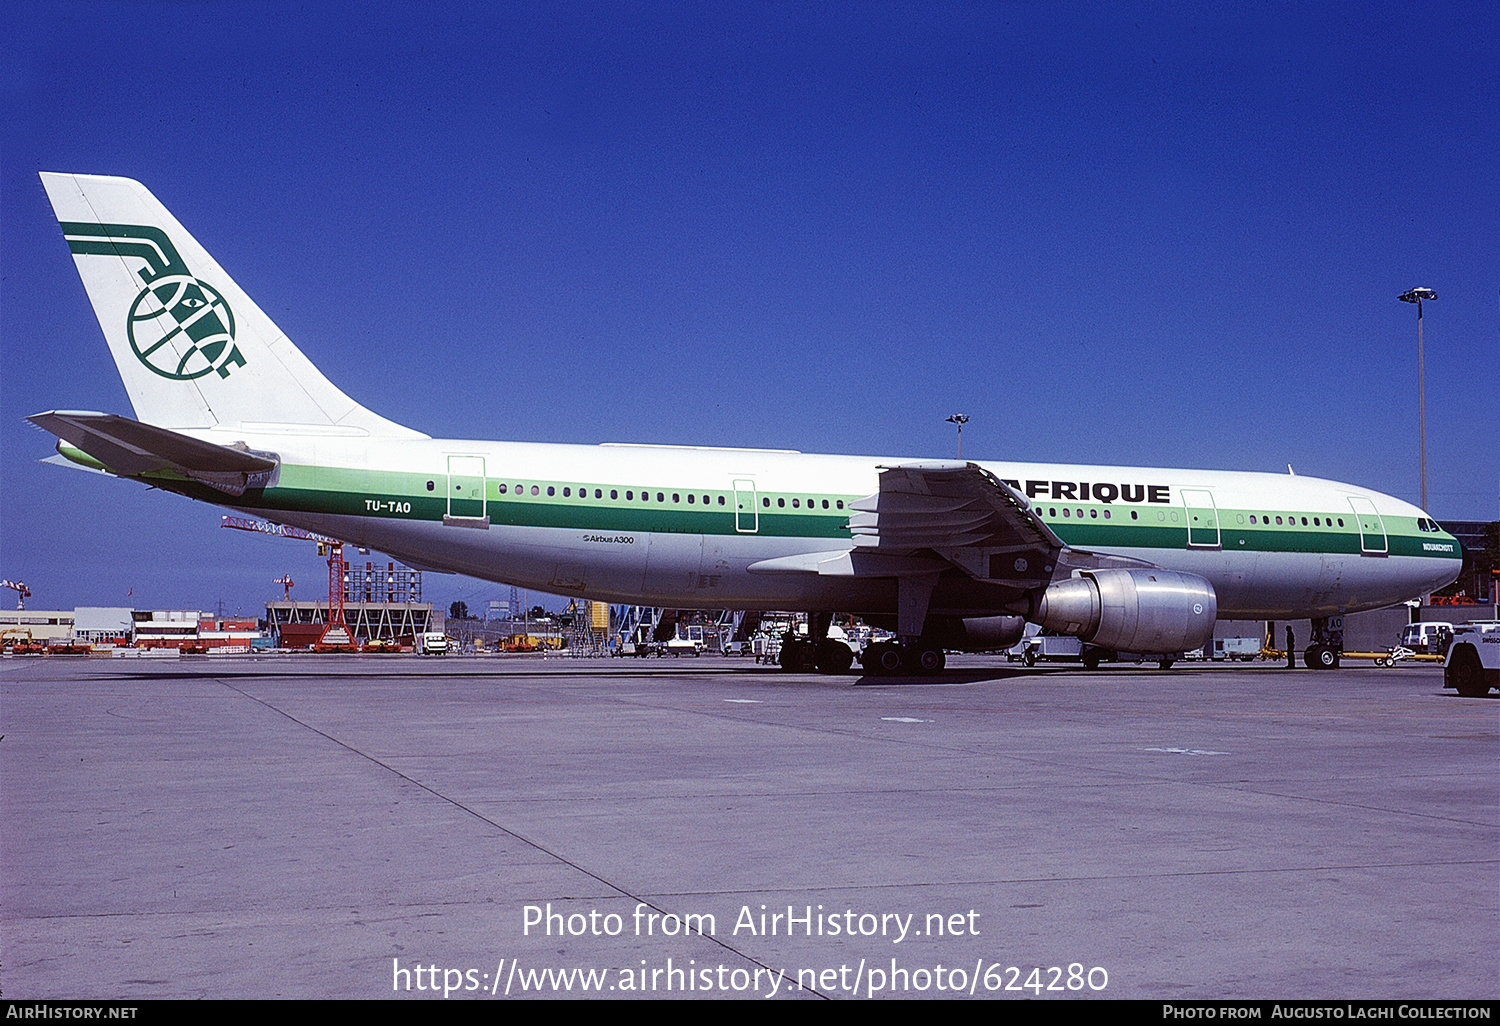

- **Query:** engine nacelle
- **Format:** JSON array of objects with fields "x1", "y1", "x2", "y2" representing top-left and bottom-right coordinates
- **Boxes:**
[
  {"x1": 1034, "y1": 568, "x2": 1217, "y2": 654},
  {"x1": 926, "y1": 615, "x2": 1027, "y2": 652}
]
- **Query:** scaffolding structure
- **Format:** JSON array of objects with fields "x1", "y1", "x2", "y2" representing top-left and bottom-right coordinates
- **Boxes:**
[
  {"x1": 565, "y1": 599, "x2": 611, "y2": 656},
  {"x1": 345, "y1": 562, "x2": 423, "y2": 604},
  {"x1": 605, "y1": 607, "x2": 755, "y2": 654},
  {"x1": 266, "y1": 600, "x2": 436, "y2": 645}
]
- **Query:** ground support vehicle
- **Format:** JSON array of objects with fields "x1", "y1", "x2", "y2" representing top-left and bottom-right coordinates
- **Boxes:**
[
  {"x1": 1443, "y1": 621, "x2": 1500, "y2": 697},
  {"x1": 752, "y1": 635, "x2": 779, "y2": 664},
  {"x1": 1212, "y1": 637, "x2": 1262, "y2": 661},
  {"x1": 1020, "y1": 633, "x2": 1082, "y2": 667},
  {"x1": 666, "y1": 624, "x2": 706, "y2": 656},
  {"x1": 1020, "y1": 633, "x2": 1175, "y2": 669},
  {"x1": 1402, "y1": 622, "x2": 1454, "y2": 655}
]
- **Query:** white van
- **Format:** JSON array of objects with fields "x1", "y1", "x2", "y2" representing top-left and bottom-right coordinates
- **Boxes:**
[
  {"x1": 1400, "y1": 622, "x2": 1453, "y2": 654},
  {"x1": 419, "y1": 632, "x2": 449, "y2": 655}
]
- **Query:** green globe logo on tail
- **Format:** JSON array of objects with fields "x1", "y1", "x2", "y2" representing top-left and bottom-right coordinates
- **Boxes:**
[
  {"x1": 126, "y1": 274, "x2": 240, "y2": 380},
  {"x1": 61, "y1": 221, "x2": 247, "y2": 381}
]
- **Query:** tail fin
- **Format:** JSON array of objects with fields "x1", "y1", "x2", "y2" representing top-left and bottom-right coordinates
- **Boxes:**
[{"x1": 39, "y1": 173, "x2": 424, "y2": 437}]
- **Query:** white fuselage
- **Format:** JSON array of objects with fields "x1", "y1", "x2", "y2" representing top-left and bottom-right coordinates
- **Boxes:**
[{"x1": 203, "y1": 429, "x2": 1462, "y2": 621}]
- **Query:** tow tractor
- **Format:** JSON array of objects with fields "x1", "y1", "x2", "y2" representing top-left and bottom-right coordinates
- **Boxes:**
[{"x1": 1443, "y1": 621, "x2": 1500, "y2": 697}]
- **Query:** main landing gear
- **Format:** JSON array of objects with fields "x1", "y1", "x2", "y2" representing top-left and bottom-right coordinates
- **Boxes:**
[
  {"x1": 778, "y1": 636, "x2": 856, "y2": 674},
  {"x1": 856, "y1": 572, "x2": 947, "y2": 675},
  {"x1": 860, "y1": 640, "x2": 945, "y2": 676},
  {"x1": 785, "y1": 575, "x2": 952, "y2": 676},
  {"x1": 777, "y1": 612, "x2": 857, "y2": 675},
  {"x1": 777, "y1": 629, "x2": 945, "y2": 676}
]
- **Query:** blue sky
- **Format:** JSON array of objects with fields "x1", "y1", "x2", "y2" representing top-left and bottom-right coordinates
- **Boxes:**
[{"x1": 2, "y1": 2, "x2": 1496, "y2": 616}]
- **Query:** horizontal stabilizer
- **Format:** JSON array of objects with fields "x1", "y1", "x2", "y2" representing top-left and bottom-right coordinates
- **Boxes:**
[{"x1": 29, "y1": 411, "x2": 279, "y2": 496}]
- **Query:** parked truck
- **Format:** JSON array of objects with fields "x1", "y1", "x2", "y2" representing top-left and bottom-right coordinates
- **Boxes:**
[{"x1": 1212, "y1": 637, "x2": 1262, "y2": 661}]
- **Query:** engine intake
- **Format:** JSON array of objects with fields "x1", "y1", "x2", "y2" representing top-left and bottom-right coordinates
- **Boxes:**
[{"x1": 1034, "y1": 568, "x2": 1217, "y2": 654}]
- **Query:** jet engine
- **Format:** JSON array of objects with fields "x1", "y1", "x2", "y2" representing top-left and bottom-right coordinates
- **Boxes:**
[
  {"x1": 1032, "y1": 568, "x2": 1217, "y2": 654},
  {"x1": 926, "y1": 615, "x2": 1028, "y2": 652}
]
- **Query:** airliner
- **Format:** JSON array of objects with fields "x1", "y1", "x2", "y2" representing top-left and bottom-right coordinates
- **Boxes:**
[{"x1": 29, "y1": 173, "x2": 1463, "y2": 673}]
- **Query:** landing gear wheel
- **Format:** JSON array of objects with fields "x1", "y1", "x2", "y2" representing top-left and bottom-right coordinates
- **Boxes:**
[
  {"x1": 815, "y1": 639, "x2": 854, "y2": 675},
  {"x1": 1022, "y1": 649, "x2": 1036, "y2": 667},
  {"x1": 1305, "y1": 645, "x2": 1338, "y2": 669},
  {"x1": 903, "y1": 646, "x2": 945, "y2": 674},
  {"x1": 1082, "y1": 649, "x2": 1102, "y2": 670},
  {"x1": 863, "y1": 641, "x2": 905, "y2": 676},
  {"x1": 1158, "y1": 657, "x2": 1174, "y2": 670}
]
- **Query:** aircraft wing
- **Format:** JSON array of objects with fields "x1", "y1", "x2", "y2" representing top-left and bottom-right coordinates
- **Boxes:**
[
  {"x1": 29, "y1": 410, "x2": 279, "y2": 496},
  {"x1": 750, "y1": 461, "x2": 1064, "y2": 589},
  {"x1": 850, "y1": 461, "x2": 1063, "y2": 587}
]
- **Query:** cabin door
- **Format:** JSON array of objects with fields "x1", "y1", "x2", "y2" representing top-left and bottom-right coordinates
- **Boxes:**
[
  {"x1": 1181, "y1": 489, "x2": 1221, "y2": 549},
  {"x1": 446, "y1": 455, "x2": 488, "y2": 525}
]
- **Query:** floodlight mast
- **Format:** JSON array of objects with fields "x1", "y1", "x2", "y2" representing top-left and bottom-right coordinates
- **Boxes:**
[
  {"x1": 1397, "y1": 288, "x2": 1436, "y2": 512},
  {"x1": 946, "y1": 413, "x2": 969, "y2": 458}
]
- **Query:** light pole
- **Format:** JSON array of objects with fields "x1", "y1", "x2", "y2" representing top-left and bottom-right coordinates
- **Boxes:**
[
  {"x1": 946, "y1": 414, "x2": 969, "y2": 459},
  {"x1": 1398, "y1": 288, "x2": 1436, "y2": 512}
]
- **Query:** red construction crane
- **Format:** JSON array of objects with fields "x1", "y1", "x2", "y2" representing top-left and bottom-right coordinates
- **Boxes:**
[
  {"x1": 220, "y1": 515, "x2": 339, "y2": 545},
  {"x1": 222, "y1": 517, "x2": 352, "y2": 650}
]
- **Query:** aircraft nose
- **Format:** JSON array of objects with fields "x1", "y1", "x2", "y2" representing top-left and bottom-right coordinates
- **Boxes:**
[{"x1": 1409, "y1": 538, "x2": 1463, "y2": 597}]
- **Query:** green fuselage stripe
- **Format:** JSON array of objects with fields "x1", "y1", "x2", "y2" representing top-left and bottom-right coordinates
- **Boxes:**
[{"x1": 141, "y1": 465, "x2": 1463, "y2": 560}]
